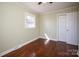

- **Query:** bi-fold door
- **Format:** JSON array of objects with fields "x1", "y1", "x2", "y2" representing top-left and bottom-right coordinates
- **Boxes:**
[{"x1": 57, "y1": 12, "x2": 77, "y2": 45}]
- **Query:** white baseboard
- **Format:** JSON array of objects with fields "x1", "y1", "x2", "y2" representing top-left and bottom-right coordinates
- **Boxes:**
[{"x1": 0, "y1": 37, "x2": 40, "y2": 57}]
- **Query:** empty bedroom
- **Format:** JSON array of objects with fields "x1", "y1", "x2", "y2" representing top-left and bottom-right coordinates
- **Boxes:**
[{"x1": 0, "y1": 2, "x2": 79, "y2": 57}]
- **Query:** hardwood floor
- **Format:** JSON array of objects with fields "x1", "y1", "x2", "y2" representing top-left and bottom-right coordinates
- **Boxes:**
[{"x1": 3, "y1": 38, "x2": 78, "y2": 57}]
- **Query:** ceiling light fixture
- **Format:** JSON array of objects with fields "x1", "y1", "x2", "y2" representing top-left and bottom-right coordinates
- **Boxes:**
[{"x1": 38, "y1": 2, "x2": 53, "y2": 5}]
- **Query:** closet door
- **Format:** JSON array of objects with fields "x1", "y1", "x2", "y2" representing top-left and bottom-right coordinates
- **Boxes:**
[
  {"x1": 57, "y1": 12, "x2": 77, "y2": 45},
  {"x1": 57, "y1": 14, "x2": 67, "y2": 42},
  {"x1": 66, "y1": 12, "x2": 77, "y2": 45}
]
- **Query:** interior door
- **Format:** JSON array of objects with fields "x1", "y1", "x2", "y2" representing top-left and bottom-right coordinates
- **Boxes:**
[
  {"x1": 57, "y1": 12, "x2": 77, "y2": 45},
  {"x1": 66, "y1": 12, "x2": 77, "y2": 45},
  {"x1": 58, "y1": 14, "x2": 66, "y2": 42}
]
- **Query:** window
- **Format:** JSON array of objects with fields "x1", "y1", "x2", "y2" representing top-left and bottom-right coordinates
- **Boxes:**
[{"x1": 24, "y1": 13, "x2": 36, "y2": 28}]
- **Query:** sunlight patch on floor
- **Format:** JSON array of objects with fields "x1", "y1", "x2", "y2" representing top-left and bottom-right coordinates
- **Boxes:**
[{"x1": 44, "y1": 33, "x2": 50, "y2": 45}]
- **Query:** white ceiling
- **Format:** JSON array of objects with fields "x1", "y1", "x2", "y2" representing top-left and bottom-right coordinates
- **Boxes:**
[{"x1": 21, "y1": 2, "x2": 78, "y2": 14}]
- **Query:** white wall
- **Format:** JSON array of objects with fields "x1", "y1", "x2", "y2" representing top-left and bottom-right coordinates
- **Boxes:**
[{"x1": 0, "y1": 3, "x2": 40, "y2": 53}]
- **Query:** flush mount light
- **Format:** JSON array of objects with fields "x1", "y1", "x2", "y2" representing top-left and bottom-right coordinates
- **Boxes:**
[{"x1": 38, "y1": 2, "x2": 53, "y2": 5}]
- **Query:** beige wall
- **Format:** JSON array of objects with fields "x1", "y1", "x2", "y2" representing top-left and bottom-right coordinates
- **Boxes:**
[
  {"x1": 39, "y1": 13, "x2": 57, "y2": 40},
  {"x1": 78, "y1": 5, "x2": 79, "y2": 44},
  {"x1": 0, "y1": 3, "x2": 40, "y2": 53},
  {"x1": 39, "y1": 6, "x2": 78, "y2": 41},
  {"x1": 77, "y1": 4, "x2": 79, "y2": 56}
]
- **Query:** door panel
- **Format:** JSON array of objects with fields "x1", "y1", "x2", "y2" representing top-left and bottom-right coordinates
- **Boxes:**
[
  {"x1": 58, "y1": 14, "x2": 66, "y2": 42},
  {"x1": 66, "y1": 12, "x2": 77, "y2": 45},
  {"x1": 57, "y1": 12, "x2": 77, "y2": 45}
]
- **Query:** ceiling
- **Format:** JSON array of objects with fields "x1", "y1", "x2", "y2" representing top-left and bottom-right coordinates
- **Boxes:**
[{"x1": 21, "y1": 2, "x2": 78, "y2": 14}]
